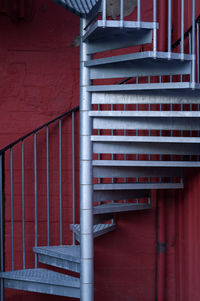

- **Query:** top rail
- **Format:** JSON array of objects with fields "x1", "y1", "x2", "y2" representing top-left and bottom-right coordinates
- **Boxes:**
[{"x1": 0, "y1": 106, "x2": 79, "y2": 154}]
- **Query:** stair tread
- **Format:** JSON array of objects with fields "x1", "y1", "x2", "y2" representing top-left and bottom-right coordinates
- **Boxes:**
[
  {"x1": 88, "y1": 82, "x2": 200, "y2": 93},
  {"x1": 94, "y1": 203, "x2": 152, "y2": 214},
  {"x1": 91, "y1": 135, "x2": 200, "y2": 143},
  {"x1": 93, "y1": 160, "x2": 200, "y2": 167},
  {"x1": 91, "y1": 92, "x2": 200, "y2": 105},
  {"x1": 33, "y1": 245, "x2": 80, "y2": 263},
  {"x1": 71, "y1": 223, "x2": 117, "y2": 239},
  {"x1": 0, "y1": 268, "x2": 80, "y2": 288},
  {"x1": 94, "y1": 183, "x2": 183, "y2": 190},
  {"x1": 90, "y1": 111, "x2": 200, "y2": 118},
  {"x1": 83, "y1": 20, "x2": 158, "y2": 41},
  {"x1": 85, "y1": 51, "x2": 192, "y2": 67}
]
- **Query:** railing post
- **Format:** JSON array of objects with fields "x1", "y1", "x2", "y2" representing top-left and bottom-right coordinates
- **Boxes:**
[
  {"x1": 191, "y1": 0, "x2": 196, "y2": 88},
  {"x1": 80, "y1": 18, "x2": 94, "y2": 301},
  {"x1": 72, "y1": 112, "x2": 76, "y2": 245},
  {"x1": 59, "y1": 119, "x2": 63, "y2": 245},
  {"x1": 180, "y1": 0, "x2": 185, "y2": 59},
  {"x1": 153, "y1": 0, "x2": 157, "y2": 58},
  {"x1": 102, "y1": 0, "x2": 106, "y2": 27},
  {"x1": 34, "y1": 133, "x2": 38, "y2": 268},
  {"x1": 120, "y1": 0, "x2": 124, "y2": 28},
  {"x1": 0, "y1": 154, "x2": 4, "y2": 301},
  {"x1": 168, "y1": 0, "x2": 172, "y2": 59}
]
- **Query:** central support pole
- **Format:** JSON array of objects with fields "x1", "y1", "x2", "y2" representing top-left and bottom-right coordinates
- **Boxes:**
[{"x1": 80, "y1": 18, "x2": 94, "y2": 301}]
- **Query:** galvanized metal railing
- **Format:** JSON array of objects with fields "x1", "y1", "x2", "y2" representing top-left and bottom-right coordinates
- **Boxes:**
[{"x1": 0, "y1": 106, "x2": 79, "y2": 272}]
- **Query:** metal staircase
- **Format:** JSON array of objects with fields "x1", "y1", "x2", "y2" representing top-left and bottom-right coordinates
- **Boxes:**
[{"x1": 0, "y1": 0, "x2": 200, "y2": 300}]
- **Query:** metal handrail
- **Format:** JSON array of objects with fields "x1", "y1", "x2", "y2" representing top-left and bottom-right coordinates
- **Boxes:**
[{"x1": 0, "y1": 106, "x2": 79, "y2": 154}]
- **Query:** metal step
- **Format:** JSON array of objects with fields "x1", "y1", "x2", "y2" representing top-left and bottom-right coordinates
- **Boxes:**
[
  {"x1": 70, "y1": 224, "x2": 117, "y2": 242},
  {"x1": 33, "y1": 246, "x2": 80, "y2": 273},
  {"x1": 94, "y1": 203, "x2": 153, "y2": 214},
  {"x1": 83, "y1": 20, "x2": 157, "y2": 54},
  {"x1": 88, "y1": 82, "x2": 200, "y2": 95},
  {"x1": 93, "y1": 160, "x2": 200, "y2": 168},
  {"x1": 91, "y1": 92, "x2": 200, "y2": 105},
  {"x1": 94, "y1": 189, "x2": 150, "y2": 202},
  {"x1": 94, "y1": 182, "x2": 184, "y2": 190},
  {"x1": 0, "y1": 268, "x2": 80, "y2": 298},
  {"x1": 53, "y1": 0, "x2": 99, "y2": 17},
  {"x1": 85, "y1": 52, "x2": 192, "y2": 79},
  {"x1": 92, "y1": 136, "x2": 200, "y2": 155},
  {"x1": 91, "y1": 111, "x2": 200, "y2": 131},
  {"x1": 93, "y1": 165, "x2": 182, "y2": 178}
]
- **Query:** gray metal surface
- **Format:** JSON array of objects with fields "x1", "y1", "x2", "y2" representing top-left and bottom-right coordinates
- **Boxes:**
[
  {"x1": 52, "y1": 0, "x2": 101, "y2": 17},
  {"x1": 0, "y1": 268, "x2": 80, "y2": 298},
  {"x1": 84, "y1": 21, "x2": 155, "y2": 54},
  {"x1": 92, "y1": 136, "x2": 200, "y2": 155},
  {"x1": 93, "y1": 160, "x2": 200, "y2": 167},
  {"x1": 34, "y1": 245, "x2": 80, "y2": 273},
  {"x1": 80, "y1": 18, "x2": 94, "y2": 301},
  {"x1": 88, "y1": 82, "x2": 200, "y2": 94},
  {"x1": 70, "y1": 223, "x2": 117, "y2": 242},
  {"x1": 94, "y1": 182, "x2": 184, "y2": 190},
  {"x1": 91, "y1": 92, "x2": 200, "y2": 105},
  {"x1": 93, "y1": 165, "x2": 183, "y2": 178},
  {"x1": 87, "y1": 52, "x2": 192, "y2": 79},
  {"x1": 91, "y1": 109, "x2": 200, "y2": 133},
  {"x1": 93, "y1": 203, "x2": 153, "y2": 214},
  {"x1": 94, "y1": 189, "x2": 150, "y2": 202}
]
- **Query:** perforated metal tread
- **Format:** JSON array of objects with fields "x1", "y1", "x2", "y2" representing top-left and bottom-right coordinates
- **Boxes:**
[
  {"x1": 34, "y1": 245, "x2": 80, "y2": 263},
  {"x1": 0, "y1": 268, "x2": 80, "y2": 298},
  {"x1": 90, "y1": 111, "x2": 200, "y2": 118},
  {"x1": 94, "y1": 203, "x2": 152, "y2": 214},
  {"x1": 52, "y1": 0, "x2": 100, "y2": 17},
  {"x1": 70, "y1": 223, "x2": 117, "y2": 241},
  {"x1": 92, "y1": 136, "x2": 200, "y2": 143}
]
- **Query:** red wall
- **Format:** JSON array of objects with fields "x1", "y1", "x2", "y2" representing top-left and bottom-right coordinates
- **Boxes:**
[{"x1": 0, "y1": 0, "x2": 200, "y2": 301}]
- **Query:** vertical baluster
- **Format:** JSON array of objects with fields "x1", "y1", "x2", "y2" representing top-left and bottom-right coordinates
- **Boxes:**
[
  {"x1": 197, "y1": 22, "x2": 200, "y2": 83},
  {"x1": 137, "y1": 0, "x2": 141, "y2": 26},
  {"x1": 189, "y1": 32, "x2": 192, "y2": 54},
  {"x1": 168, "y1": 0, "x2": 172, "y2": 59},
  {"x1": 72, "y1": 112, "x2": 76, "y2": 245},
  {"x1": 120, "y1": 0, "x2": 124, "y2": 28},
  {"x1": 22, "y1": 141, "x2": 25, "y2": 269},
  {"x1": 10, "y1": 148, "x2": 14, "y2": 271},
  {"x1": 191, "y1": 0, "x2": 196, "y2": 87},
  {"x1": 0, "y1": 153, "x2": 4, "y2": 301},
  {"x1": 34, "y1": 134, "x2": 38, "y2": 268},
  {"x1": 46, "y1": 126, "x2": 50, "y2": 246},
  {"x1": 102, "y1": 0, "x2": 106, "y2": 27},
  {"x1": 180, "y1": 0, "x2": 185, "y2": 59},
  {"x1": 59, "y1": 120, "x2": 63, "y2": 245},
  {"x1": 153, "y1": 0, "x2": 157, "y2": 57}
]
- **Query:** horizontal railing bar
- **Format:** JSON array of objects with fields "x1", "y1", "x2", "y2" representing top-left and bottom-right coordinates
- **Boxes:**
[{"x1": 0, "y1": 106, "x2": 79, "y2": 154}]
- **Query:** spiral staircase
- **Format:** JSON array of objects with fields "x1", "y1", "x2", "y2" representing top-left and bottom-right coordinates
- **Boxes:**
[{"x1": 0, "y1": 0, "x2": 200, "y2": 300}]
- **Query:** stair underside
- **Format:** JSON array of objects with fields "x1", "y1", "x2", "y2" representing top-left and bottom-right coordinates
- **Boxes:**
[
  {"x1": 84, "y1": 20, "x2": 157, "y2": 53},
  {"x1": 0, "y1": 268, "x2": 80, "y2": 298},
  {"x1": 94, "y1": 189, "x2": 150, "y2": 202},
  {"x1": 94, "y1": 203, "x2": 152, "y2": 214},
  {"x1": 70, "y1": 224, "x2": 117, "y2": 242},
  {"x1": 86, "y1": 52, "x2": 192, "y2": 79},
  {"x1": 88, "y1": 82, "x2": 200, "y2": 96},
  {"x1": 34, "y1": 245, "x2": 80, "y2": 273}
]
